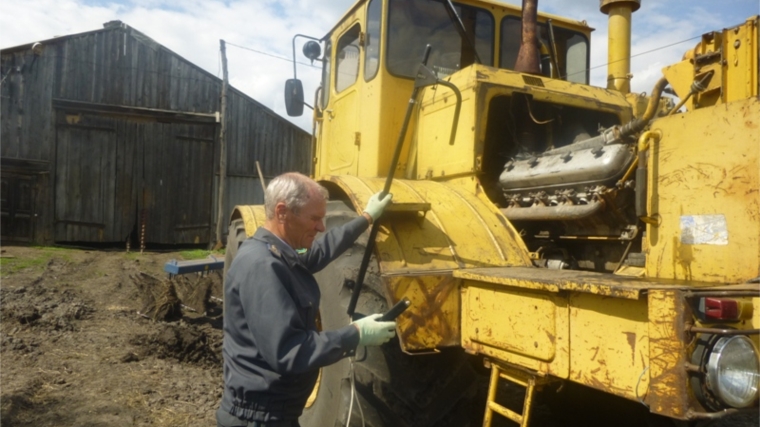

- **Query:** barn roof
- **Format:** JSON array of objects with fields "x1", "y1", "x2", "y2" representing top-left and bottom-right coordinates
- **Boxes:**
[{"x1": 1, "y1": 20, "x2": 305, "y2": 133}]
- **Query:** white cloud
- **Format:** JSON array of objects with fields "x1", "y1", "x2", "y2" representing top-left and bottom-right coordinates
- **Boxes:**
[{"x1": 1, "y1": 0, "x2": 757, "y2": 131}]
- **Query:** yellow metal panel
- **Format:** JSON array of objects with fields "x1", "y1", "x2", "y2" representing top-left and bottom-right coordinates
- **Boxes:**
[
  {"x1": 661, "y1": 60, "x2": 694, "y2": 102},
  {"x1": 724, "y1": 17, "x2": 759, "y2": 103},
  {"x1": 454, "y1": 266, "x2": 721, "y2": 300},
  {"x1": 472, "y1": 65, "x2": 632, "y2": 120},
  {"x1": 323, "y1": 89, "x2": 360, "y2": 175},
  {"x1": 465, "y1": 285, "x2": 561, "y2": 361},
  {"x1": 569, "y1": 293, "x2": 649, "y2": 401},
  {"x1": 645, "y1": 290, "x2": 691, "y2": 418},
  {"x1": 416, "y1": 79, "x2": 477, "y2": 179},
  {"x1": 461, "y1": 280, "x2": 570, "y2": 377},
  {"x1": 645, "y1": 97, "x2": 760, "y2": 283}
]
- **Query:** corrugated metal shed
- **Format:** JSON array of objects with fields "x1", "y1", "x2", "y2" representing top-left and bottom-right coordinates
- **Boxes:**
[{"x1": 1, "y1": 21, "x2": 311, "y2": 245}]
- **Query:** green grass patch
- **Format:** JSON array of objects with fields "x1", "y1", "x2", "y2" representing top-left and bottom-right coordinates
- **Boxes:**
[
  {"x1": 0, "y1": 246, "x2": 73, "y2": 277},
  {"x1": 178, "y1": 249, "x2": 224, "y2": 260}
]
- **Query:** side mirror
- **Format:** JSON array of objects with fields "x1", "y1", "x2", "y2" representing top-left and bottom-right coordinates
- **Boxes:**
[
  {"x1": 285, "y1": 79, "x2": 304, "y2": 117},
  {"x1": 302, "y1": 41, "x2": 321, "y2": 63}
]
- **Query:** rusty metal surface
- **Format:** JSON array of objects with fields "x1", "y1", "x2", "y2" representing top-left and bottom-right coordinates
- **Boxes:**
[
  {"x1": 383, "y1": 272, "x2": 460, "y2": 350},
  {"x1": 454, "y1": 266, "x2": 724, "y2": 300},
  {"x1": 513, "y1": 0, "x2": 541, "y2": 75}
]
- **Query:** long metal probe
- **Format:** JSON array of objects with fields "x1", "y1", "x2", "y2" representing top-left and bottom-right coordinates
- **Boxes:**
[{"x1": 346, "y1": 45, "x2": 432, "y2": 317}]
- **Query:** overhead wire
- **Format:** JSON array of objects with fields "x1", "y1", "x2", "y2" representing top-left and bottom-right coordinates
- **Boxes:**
[
  {"x1": 225, "y1": 41, "x2": 321, "y2": 70},
  {"x1": 563, "y1": 34, "x2": 704, "y2": 80}
]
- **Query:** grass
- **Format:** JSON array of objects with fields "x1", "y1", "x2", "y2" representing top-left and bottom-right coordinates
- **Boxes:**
[
  {"x1": 0, "y1": 246, "x2": 73, "y2": 277},
  {"x1": 178, "y1": 249, "x2": 224, "y2": 260}
]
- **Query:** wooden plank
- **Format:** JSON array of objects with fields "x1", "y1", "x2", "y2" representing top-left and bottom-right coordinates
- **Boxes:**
[{"x1": 52, "y1": 99, "x2": 217, "y2": 123}]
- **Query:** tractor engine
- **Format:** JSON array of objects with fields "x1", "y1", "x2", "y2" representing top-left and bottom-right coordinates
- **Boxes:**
[{"x1": 482, "y1": 92, "x2": 648, "y2": 272}]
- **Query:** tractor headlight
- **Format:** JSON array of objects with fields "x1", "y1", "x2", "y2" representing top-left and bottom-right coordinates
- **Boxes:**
[{"x1": 705, "y1": 336, "x2": 760, "y2": 408}]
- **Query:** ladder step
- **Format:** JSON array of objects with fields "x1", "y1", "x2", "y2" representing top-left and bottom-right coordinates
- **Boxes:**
[
  {"x1": 487, "y1": 400, "x2": 523, "y2": 424},
  {"x1": 483, "y1": 362, "x2": 551, "y2": 427}
]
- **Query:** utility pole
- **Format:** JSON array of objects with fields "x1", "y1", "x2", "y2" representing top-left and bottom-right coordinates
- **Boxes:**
[{"x1": 214, "y1": 39, "x2": 228, "y2": 250}]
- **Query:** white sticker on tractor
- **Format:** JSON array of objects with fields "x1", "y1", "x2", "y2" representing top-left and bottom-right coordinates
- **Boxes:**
[{"x1": 680, "y1": 215, "x2": 728, "y2": 245}]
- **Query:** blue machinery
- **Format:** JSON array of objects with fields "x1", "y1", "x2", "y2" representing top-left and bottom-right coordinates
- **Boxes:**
[{"x1": 163, "y1": 255, "x2": 224, "y2": 277}]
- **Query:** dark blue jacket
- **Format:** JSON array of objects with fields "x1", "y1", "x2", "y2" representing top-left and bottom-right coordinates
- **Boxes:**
[{"x1": 220, "y1": 216, "x2": 367, "y2": 421}]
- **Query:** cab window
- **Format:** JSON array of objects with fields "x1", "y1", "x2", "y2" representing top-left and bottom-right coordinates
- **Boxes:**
[
  {"x1": 336, "y1": 25, "x2": 361, "y2": 92},
  {"x1": 387, "y1": 0, "x2": 494, "y2": 78},
  {"x1": 500, "y1": 17, "x2": 589, "y2": 84},
  {"x1": 365, "y1": 0, "x2": 382, "y2": 81}
]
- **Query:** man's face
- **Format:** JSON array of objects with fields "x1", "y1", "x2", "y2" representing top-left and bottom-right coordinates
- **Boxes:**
[{"x1": 281, "y1": 192, "x2": 327, "y2": 250}]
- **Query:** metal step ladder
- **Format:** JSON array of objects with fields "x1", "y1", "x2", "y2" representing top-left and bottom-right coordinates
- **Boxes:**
[{"x1": 482, "y1": 361, "x2": 553, "y2": 427}]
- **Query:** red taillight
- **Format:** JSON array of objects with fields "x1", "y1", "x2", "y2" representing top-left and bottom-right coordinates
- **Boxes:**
[{"x1": 703, "y1": 298, "x2": 739, "y2": 320}]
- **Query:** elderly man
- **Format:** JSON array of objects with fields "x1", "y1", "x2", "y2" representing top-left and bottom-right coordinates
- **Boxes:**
[{"x1": 218, "y1": 172, "x2": 394, "y2": 427}]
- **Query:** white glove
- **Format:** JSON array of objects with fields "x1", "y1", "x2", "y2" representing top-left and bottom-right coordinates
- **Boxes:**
[
  {"x1": 362, "y1": 192, "x2": 393, "y2": 222},
  {"x1": 352, "y1": 313, "x2": 396, "y2": 347}
]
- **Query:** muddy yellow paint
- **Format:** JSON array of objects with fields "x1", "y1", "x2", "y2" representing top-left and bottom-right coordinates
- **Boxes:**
[
  {"x1": 461, "y1": 279, "x2": 570, "y2": 378},
  {"x1": 569, "y1": 293, "x2": 649, "y2": 400},
  {"x1": 645, "y1": 97, "x2": 760, "y2": 283},
  {"x1": 646, "y1": 290, "x2": 691, "y2": 418},
  {"x1": 383, "y1": 272, "x2": 461, "y2": 350}
]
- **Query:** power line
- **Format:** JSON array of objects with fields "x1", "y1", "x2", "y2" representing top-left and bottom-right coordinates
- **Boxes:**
[
  {"x1": 225, "y1": 41, "x2": 321, "y2": 71},
  {"x1": 568, "y1": 34, "x2": 704, "y2": 79}
]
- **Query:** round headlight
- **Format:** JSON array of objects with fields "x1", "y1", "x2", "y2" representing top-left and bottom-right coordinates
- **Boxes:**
[{"x1": 705, "y1": 335, "x2": 760, "y2": 408}]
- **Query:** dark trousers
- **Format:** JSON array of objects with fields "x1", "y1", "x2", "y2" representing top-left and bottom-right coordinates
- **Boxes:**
[{"x1": 216, "y1": 408, "x2": 300, "y2": 427}]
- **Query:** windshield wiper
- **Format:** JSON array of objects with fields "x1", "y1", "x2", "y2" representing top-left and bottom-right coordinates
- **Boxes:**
[{"x1": 442, "y1": 0, "x2": 482, "y2": 65}]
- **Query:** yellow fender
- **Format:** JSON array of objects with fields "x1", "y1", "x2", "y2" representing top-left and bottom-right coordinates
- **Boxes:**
[
  {"x1": 324, "y1": 175, "x2": 533, "y2": 351},
  {"x1": 322, "y1": 175, "x2": 532, "y2": 273}
]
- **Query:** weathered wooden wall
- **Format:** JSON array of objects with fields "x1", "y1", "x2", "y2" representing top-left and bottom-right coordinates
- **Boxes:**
[{"x1": 0, "y1": 22, "x2": 310, "y2": 245}]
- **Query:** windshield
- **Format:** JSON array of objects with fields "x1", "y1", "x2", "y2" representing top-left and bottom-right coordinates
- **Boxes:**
[
  {"x1": 387, "y1": 0, "x2": 494, "y2": 78},
  {"x1": 500, "y1": 17, "x2": 589, "y2": 84}
]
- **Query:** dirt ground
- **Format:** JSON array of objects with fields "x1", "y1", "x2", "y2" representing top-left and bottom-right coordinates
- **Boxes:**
[
  {"x1": 1, "y1": 245, "x2": 757, "y2": 427},
  {"x1": 1, "y1": 245, "x2": 224, "y2": 427}
]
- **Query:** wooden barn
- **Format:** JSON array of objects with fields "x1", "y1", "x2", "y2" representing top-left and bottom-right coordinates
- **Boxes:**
[{"x1": 1, "y1": 21, "x2": 310, "y2": 246}]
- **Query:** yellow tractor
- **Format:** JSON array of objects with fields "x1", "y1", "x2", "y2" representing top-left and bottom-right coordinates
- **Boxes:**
[{"x1": 226, "y1": 0, "x2": 759, "y2": 425}]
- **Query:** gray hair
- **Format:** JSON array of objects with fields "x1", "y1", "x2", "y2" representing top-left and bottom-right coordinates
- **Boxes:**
[{"x1": 264, "y1": 172, "x2": 329, "y2": 219}]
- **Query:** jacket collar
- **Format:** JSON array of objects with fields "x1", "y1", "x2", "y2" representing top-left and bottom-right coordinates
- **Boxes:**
[{"x1": 253, "y1": 227, "x2": 301, "y2": 268}]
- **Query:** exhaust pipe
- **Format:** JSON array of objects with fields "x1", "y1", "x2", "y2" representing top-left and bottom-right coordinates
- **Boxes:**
[
  {"x1": 600, "y1": 0, "x2": 641, "y2": 94},
  {"x1": 514, "y1": 0, "x2": 541, "y2": 75}
]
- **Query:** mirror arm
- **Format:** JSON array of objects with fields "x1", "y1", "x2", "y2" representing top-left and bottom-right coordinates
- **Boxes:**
[{"x1": 292, "y1": 34, "x2": 322, "y2": 80}]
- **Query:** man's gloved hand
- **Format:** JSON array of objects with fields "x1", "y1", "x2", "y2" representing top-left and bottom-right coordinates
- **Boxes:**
[
  {"x1": 352, "y1": 314, "x2": 396, "y2": 347},
  {"x1": 363, "y1": 192, "x2": 393, "y2": 222}
]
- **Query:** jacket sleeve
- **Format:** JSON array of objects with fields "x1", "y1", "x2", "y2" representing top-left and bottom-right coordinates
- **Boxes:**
[
  {"x1": 240, "y1": 258, "x2": 360, "y2": 375},
  {"x1": 303, "y1": 216, "x2": 369, "y2": 273}
]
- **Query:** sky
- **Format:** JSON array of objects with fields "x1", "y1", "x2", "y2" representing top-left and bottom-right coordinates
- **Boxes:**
[{"x1": 1, "y1": 0, "x2": 758, "y2": 131}]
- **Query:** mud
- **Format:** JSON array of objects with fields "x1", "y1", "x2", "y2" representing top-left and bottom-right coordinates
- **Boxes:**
[{"x1": 1, "y1": 246, "x2": 224, "y2": 427}]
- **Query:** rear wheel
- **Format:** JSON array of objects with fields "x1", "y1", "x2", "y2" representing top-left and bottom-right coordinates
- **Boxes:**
[
  {"x1": 224, "y1": 218, "x2": 247, "y2": 283},
  {"x1": 299, "y1": 202, "x2": 482, "y2": 427}
]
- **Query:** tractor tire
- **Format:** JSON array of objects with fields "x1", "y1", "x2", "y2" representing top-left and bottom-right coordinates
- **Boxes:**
[
  {"x1": 224, "y1": 218, "x2": 248, "y2": 284},
  {"x1": 299, "y1": 202, "x2": 481, "y2": 427}
]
